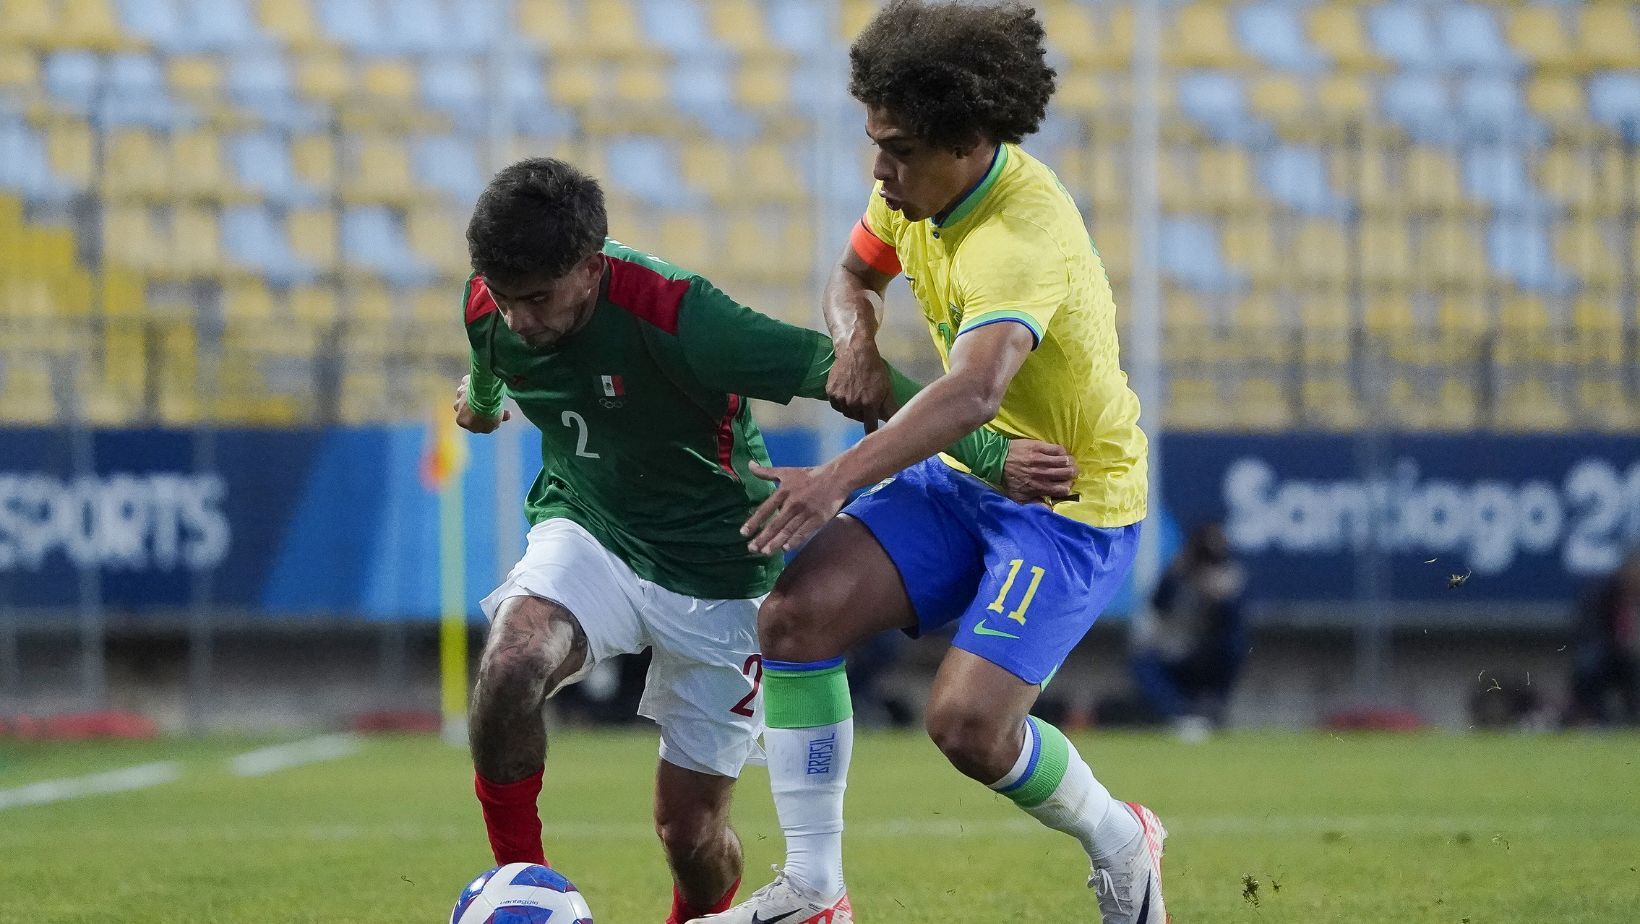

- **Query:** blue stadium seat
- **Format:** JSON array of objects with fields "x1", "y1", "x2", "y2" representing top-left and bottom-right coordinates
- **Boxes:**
[
  {"x1": 1236, "y1": 3, "x2": 1325, "y2": 73},
  {"x1": 1177, "y1": 71, "x2": 1259, "y2": 139},
  {"x1": 1588, "y1": 72, "x2": 1640, "y2": 134},
  {"x1": 343, "y1": 205, "x2": 431, "y2": 284},
  {"x1": 1261, "y1": 146, "x2": 1347, "y2": 216},
  {"x1": 605, "y1": 136, "x2": 698, "y2": 206},
  {"x1": 1159, "y1": 218, "x2": 1240, "y2": 291},
  {"x1": 42, "y1": 51, "x2": 101, "y2": 116},
  {"x1": 1456, "y1": 75, "x2": 1538, "y2": 138},
  {"x1": 223, "y1": 204, "x2": 308, "y2": 283},
  {"x1": 179, "y1": 0, "x2": 259, "y2": 53},
  {"x1": 1487, "y1": 218, "x2": 1571, "y2": 292},
  {"x1": 767, "y1": 0, "x2": 828, "y2": 53},
  {"x1": 411, "y1": 134, "x2": 485, "y2": 204},
  {"x1": 317, "y1": 0, "x2": 389, "y2": 55},
  {"x1": 420, "y1": 56, "x2": 481, "y2": 120},
  {"x1": 1367, "y1": 3, "x2": 1441, "y2": 71},
  {"x1": 640, "y1": 0, "x2": 716, "y2": 53},
  {"x1": 671, "y1": 56, "x2": 736, "y2": 118},
  {"x1": 382, "y1": 0, "x2": 451, "y2": 56},
  {"x1": 445, "y1": 1, "x2": 499, "y2": 55},
  {"x1": 0, "y1": 118, "x2": 73, "y2": 202},
  {"x1": 98, "y1": 54, "x2": 191, "y2": 127},
  {"x1": 227, "y1": 53, "x2": 321, "y2": 129},
  {"x1": 1436, "y1": 4, "x2": 1518, "y2": 73},
  {"x1": 1462, "y1": 147, "x2": 1541, "y2": 211},
  {"x1": 228, "y1": 130, "x2": 319, "y2": 204},
  {"x1": 1381, "y1": 74, "x2": 1452, "y2": 140},
  {"x1": 116, "y1": 0, "x2": 184, "y2": 51}
]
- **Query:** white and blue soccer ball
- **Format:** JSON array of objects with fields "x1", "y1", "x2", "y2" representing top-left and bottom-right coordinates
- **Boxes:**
[{"x1": 450, "y1": 863, "x2": 593, "y2": 924}]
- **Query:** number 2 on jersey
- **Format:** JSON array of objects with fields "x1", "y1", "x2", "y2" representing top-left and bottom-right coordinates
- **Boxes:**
[
  {"x1": 987, "y1": 558, "x2": 1046, "y2": 625},
  {"x1": 560, "y1": 410, "x2": 600, "y2": 459}
]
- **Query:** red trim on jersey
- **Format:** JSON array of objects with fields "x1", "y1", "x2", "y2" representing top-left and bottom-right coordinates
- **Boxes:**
[
  {"x1": 465, "y1": 276, "x2": 498, "y2": 323},
  {"x1": 605, "y1": 255, "x2": 688, "y2": 334},
  {"x1": 716, "y1": 393, "x2": 741, "y2": 479},
  {"x1": 849, "y1": 218, "x2": 901, "y2": 276}
]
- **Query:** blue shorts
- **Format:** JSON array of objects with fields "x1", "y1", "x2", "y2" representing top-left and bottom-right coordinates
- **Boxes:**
[{"x1": 843, "y1": 457, "x2": 1140, "y2": 685}]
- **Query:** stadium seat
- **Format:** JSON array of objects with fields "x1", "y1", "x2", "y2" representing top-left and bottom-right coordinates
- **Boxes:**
[
  {"x1": 1262, "y1": 146, "x2": 1347, "y2": 215},
  {"x1": 1308, "y1": 4, "x2": 1384, "y2": 72},
  {"x1": 296, "y1": 51, "x2": 352, "y2": 107},
  {"x1": 707, "y1": 0, "x2": 770, "y2": 52},
  {"x1": 1316, "y1": 73, "x2": 1374, "y2": 122},
  {"x1": 342, "y1": 205, "x2": 430, "y2": 284},
  {"x1": 224, "y1": 278, "x2": 277, "y2": 319},
  {"x1": 1248, "y1": 75, "x2": 1307, "y2": 124},
  {"x1": 1488, "y1": 218, "x2": 1571, "y2": 292},
  {"x1": 1168, "y1": 4, "x2": 1248, "y2": 70},
  {"x1": 1368, "y1": 3, "x2": 1443, "y2": 71},
  {"x1": 1578, "y1": 4, "x2": 1640, "y2": 71},
  {"x1": 613, "y1": 58, "x2": 670, "y2": 108},
  {"x1": 1424, "y1": 216, "x2": 1487, "y2": 289},
  {"x1": 101, "y1": 203, "x2": 167, "y2": 271},
  {"x1": 604, "y1": 135, "x2": 692, "y2": 206},
  {"x1": 171, "y1": 127, "x2": 234, "y2": 200},
  {"x1": 42, "y1": 50, "x2": 102, "y2": 116},
  {"x1": 1507, "y1": 6, "x2": 1576, "y2": 73},
  {"x1": 1292, "y1": 217, "x2": 1350, "y2": 288},
  {"x1": 1554, "y1": 220, "x2": 1620, "y2": 291},
  {"x1": 1436, "y1": 4, "x2": 1517, "y2": 73},
  {"x1": 671, "y1": 56, "x2": 736, "y2": 118},
  {"x1": 256, "y1": 0, "x2": 324, "y2": 49},
  {"x1": 1457, "y1": 76, "x2": 1534, "y2": 137},
  {"x1": 1237, "y1": 3, "x2": 1325, "y2": 73},
  {"x1": 1461, "y1": 146, "x2": 1539, "y2": 211},
  {"x1": 291, "y1": 284, "x2": 338, "y2": 323},
  {"x1": 639, "y1": 0, "x2": 715, "y2": 54},
  {"x1": 764, "y1": 0, "x2": 826, "y2": 54},
  {"x1": 343, "y1": 133, "x2": 416, "y2": 203},
  {"x1": 288, "y1": 206, "x2": 340, "y2": 274},
  {"x1": 655, "y1": 211, "x2": 713, "y2": 274},
  {"x1": 1588, "y1": 73, "x2": 1640, "y2": 132},
  {"x1": 381, "y1": 0, "x2": 453, "y2": 56},
  {"x1": 410, "y1": 134, "x2": 485, "y2": 205},
  {"x1": 291, "y1": 133, "x2": 337, "y2": 195},
  {"x1": 419, "y1": 57, "x2": 482, "y2": 124},
  {"x1": 179, "y1": 0, "x2": 260, "y2": 54},
  {"x1": 735, "y1": 55, "x2": 793, "y2": 111},
  {"x1": 406, "y1": 205, "x2": 468, "y2": 276},
  {"x1": 61, "y1": 0, "x2": 126, "y2": 51},
  {"x1": 360, "y1": 58, "x2": 419, "y2": 109},
  {"x1": 117, "y1": 0, "x2": 185, "y2": 50},
  {"x1": 172, "y1": 204, "x2": 225, "y2": 278},
  {"x1": 43, "y1": 120, "x2": 94, "y2": 191},
  {"x1": 585, "y1": 0, "x2": 648, "y2": 56},
  {"x1": 1221, "y1": 214, "x2": 1278, "y2": 285},
  {"x1": 1525, "y1": 75, "x2": 1585, "y2": 124},
  {"x1": 101, "y1": 128, "x2": 171, "y2": 199},
  {"x1": 0, "y1": 0, "x2": 58, "y2": 48},
  {"x1": 1360, "y1": 217, "x2": 1414, "y2": 289},
  {"x1": 1176, "y1": 71, "x2": 1253, "y2": 139},
  {"x1": 1381, "y1": 74, "x2": 1452, "y2": 140},
  {"x1": 1405, "y1": 146, "x2": 1467, "y2": 211},
  {"x1": 1159, "y1": 218, "x2": 1239, "y2": 291}
]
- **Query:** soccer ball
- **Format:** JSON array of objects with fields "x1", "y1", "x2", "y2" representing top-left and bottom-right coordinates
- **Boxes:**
[{"x1": 450, "y1": 863, "x2": 594, "y2": 924}]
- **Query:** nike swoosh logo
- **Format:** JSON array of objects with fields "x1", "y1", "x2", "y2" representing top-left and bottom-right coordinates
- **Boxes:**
[
  {"x1": 751, "y1": 911, "x2": 801, "y2": 924},
  {"x1": 973, "y1": 620, "x2": 1020, "y2": 640}
]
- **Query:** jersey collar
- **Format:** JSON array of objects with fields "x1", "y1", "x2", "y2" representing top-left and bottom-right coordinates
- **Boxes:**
[{"x1": 932, "y1": 143, "x2": 1008, "y2": 231}]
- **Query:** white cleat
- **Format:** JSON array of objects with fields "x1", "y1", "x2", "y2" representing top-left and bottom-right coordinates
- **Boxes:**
[
  {"x1": 1089, "y1": 802, "x2": 1169, "y2": 924},
  {"x1": 688, "y1": 866, "x2": 853, "y2": 924}
]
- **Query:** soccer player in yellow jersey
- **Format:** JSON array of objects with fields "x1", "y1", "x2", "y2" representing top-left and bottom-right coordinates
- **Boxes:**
[{"x1": 698, "y1": 3, "x2": 1167, "y2": 923}]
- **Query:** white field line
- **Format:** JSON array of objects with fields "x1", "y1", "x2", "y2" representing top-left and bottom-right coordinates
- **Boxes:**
[
  {"x1": 0, "y1": 761, "x2": 182, "y2": 812},
  {"x1": 229, "y1": 733, "x2": 363, "y2": 777},
  {"x1": 6, "y1": 812, "x2": 1636, "y2": 847}
]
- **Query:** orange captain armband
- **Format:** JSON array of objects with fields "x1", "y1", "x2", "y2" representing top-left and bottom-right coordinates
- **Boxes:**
[{"x1": 849, "y1": 219, "x2": 901, "y2": 277}]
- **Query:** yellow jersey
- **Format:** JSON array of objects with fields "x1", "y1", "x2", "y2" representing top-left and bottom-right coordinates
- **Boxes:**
[{"x1": 850, "y1": 142, "x2": 1148, "y2": 528}]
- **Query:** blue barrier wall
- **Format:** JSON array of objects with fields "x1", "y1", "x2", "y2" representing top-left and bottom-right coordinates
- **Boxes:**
[{"x1": 3, "y1": 426, "x2": 1634, "y2": 615}]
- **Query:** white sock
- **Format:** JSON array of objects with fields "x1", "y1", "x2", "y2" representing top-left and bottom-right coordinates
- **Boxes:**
[
  {"x1": 765, "y1": 719, "x2": 852, "y2": 897},
  {"x1": 990, "y1": 716, "x2": 1140, "y2": 863}
]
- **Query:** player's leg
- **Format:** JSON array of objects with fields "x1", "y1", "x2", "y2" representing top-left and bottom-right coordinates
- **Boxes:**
[
  {"x1": 469, "y1": 594, "x2": 588, "y2": 866},
  {"x1": 655, "y1": 760, "x2": 742, "y2": 924}
]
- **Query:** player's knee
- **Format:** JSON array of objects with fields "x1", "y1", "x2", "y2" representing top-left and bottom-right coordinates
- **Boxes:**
[
  {"x1": 476, "y1": 598, "x2": 584, "y2": 709},
  {"x1": 925, "y1": 700, "x2": 1015, "y2": 778},
  {"x1": 757, "y1": 588, "x2": 834, "y2": 662},
  {"x1": 654, "y1": 804, "x2": 725, "y2": 864}
]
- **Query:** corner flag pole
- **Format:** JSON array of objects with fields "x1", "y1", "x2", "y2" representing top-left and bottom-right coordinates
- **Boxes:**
[{"x1": 425, "y1": 400, "x2": 470, "y2": 747}]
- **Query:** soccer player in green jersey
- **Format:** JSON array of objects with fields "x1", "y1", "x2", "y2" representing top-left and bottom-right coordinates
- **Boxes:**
[{"x1": 455, "y1": 157, "x2": 1075, "y2": 924}]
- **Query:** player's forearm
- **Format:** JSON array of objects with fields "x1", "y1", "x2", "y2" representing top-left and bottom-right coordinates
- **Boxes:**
[
  {"x1": 822, "y1": 262, "x2": 882, "y2": 356},
  {"x1": 820, "y1": 369, "x2": 1003, "y2": 493},
  {"x1": 884, "y1": 364, "x2": 1008, "y2": 483},
  {"x1": 467, "y1": 351, "x2": 505, "y2": 417}
]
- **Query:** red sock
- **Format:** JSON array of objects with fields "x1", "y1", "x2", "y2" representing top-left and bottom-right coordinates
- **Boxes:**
[
  {"x1": 474, "y1": 769, "x2": 548, "y2": 867},
  {"x1": 666, "y1": 878, "x2": 740, "y2": 924}
]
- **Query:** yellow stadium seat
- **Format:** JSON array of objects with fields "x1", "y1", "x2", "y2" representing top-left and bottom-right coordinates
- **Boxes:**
[
  {"x1": 657, "y1": 212, "x2": 712, "y2": 274},
  {"x1": 1424, "y1": 218, "x2": 1486, "y2": 290},
  {"x1": 1362, "y1": 293, "x2": 1415, "y2": 332},
  {"x1": 291, "y1": 285, "x2": 338, "y2": 323},
  {"x1": 1316, "y1": 73, "x2": 1374, "y2": 122},
  {"x1": 257, "y1": 0, "x2": 324, "y2": 49},
  {"x1": 297, "y1": 52, "x2": 352, "y2": 106},
  {"x1": 1234, "y1": 376, "x2": 1294, "y2": 430},
  {"x1": 45, "y1": 120, "x2": 93, "y2": 189},
  {"x1": 1300, "y1": 288, "x2": 1351, "y2": 332},
  {"x1": 1406, "y1": 147, "x2": 1467, "y2": 210},
  {"x1": 517, "y1": 0, "x2": 579, "y2": 53},
  {"x1": 1576, "y1": 378, "x2": 1637, "y2": 431},
  {"x1": 1091, "y1": 223, "x2": 1130, "y2": 281},
  {"x1": 224, "y1": 279, "x2": 276, "y2": 319},
  {"x1": 680, "y1": 138, "x2": 734, "y2": 202},
  {"x1": 1222, "y1": 215, "x2": 1278, "y2": 285},
  {"x1": 585, "y1": 0, "x2": 646, "y2": 56},
  {"x1": 171, "y1": 128, "x2": 232, "y2": 199},
  {"x1": 0, "y1": 0, "x2": 57, "y2": 47},
  {"x1": 841, "y1": 0, "x2": 878, "y2": 44},
  {"x1": 1054, "y1": 71, "x2": 1110, "y2": 117},
  {"x1": 1509, "y1": 6, "x2": 1576, "y2": 72},
  {"x1": 743, "y1": 141, "x2": 805, "y2": 203},
  {"x1": 1494, "y1": 379, "x2": 1571, "y2": 432},
  {"x1": 347, "y1": 281, "x2": 393, "y2": 322},
  {"x1": 736, "y1": 56, "x2": 791, "y2": 110},
  {"x1": 613, "y1": 59, "x2": 668, "y2": 107},
  {"x1": 1196, "y1": 147, "x2": 1257, "y2": 214},
  {"x1": 1307, "y1": 5, "x2": 1383, "y2": 71},
  {"x1": 1360, "y1": 218, "x2": 1413, "y2": 289},
  {"x1": 710, "y1": 0, "x2": 770, "y2": 52},
  {"x1": 724, "y1": 213, "x2": 811, "y2": 283},
  {"x1": 1300, "y1": 376, "x2": 1363, "y2": 430},
  {"x1": 1499, "y1": 295, "x2": 1551, "y2": 334},
  {"x1": 59, "y1": 0, "x2": 124, "y2": 51},
  {"x1": 1165, "y1": 376, "x2": 1224, "y2": 431},
  {"x1": 152, "y1": 321, "x2": 200, "y2": 423},
  {"x1": 1295, "y1": 218, "x2": 1349, "y2": 287},
  {"x1": 1556, "y1": 220, "x2": 1621, "y2": 290},
  {"x1": 292, "y1": 134, "x2": 337, "y2": 193},
  {"x1": 1248, "y1": 75, "x2": 1307, "y2": 122},
  {"x1": 1526, "y1": 75, "x2": 1584, "y2": 122},
  {"x1": 361, "y1": 58, "x2": 417, "y2": 106},
  {"x1": 167, "y1": 56, "x2": 223, "y2": 102},
  {"x1": 1089, "y1": 142, "x2": 1127, "y2": 212},
  {"x1": 0, "y1": 353, "x2": 56, "y2": 424},
  {"x1": 407, "y1": 206, "x2": 469, "y2": 276},
  {"x1": 101, "y1": 205, "x2": 167, "y2": 271},
  {"x1": 548, "y1": 57, "x2": 602, "y2": 108},
  {"x1": 1438, "y1": 295, "x2": 1489, "y2": 334},
  {"x1": 99, "y1": 316, "x2": 148, "y2": 396},
  {"x1": 338, "y1": 366, "x2": 392, "y2": 424},
  {"x1": 1538, "y1": 144, "x2": 1614, "y2": 215},
  {"x1": 1579, "y1": 3, "x2": 1640, "y2": 69},
  {"x1": 0, "y1": 47, "x2": 40, "y2": 95},
  {"x1": 102, "y1": 129, "x2": 170, "y2": 199},
  {"x1": 1167, "y1": 3, "x2": 1247, "y2": 69},
  {"x1": 344, "y1": 134, "x2": 414, "y2": 202},
  {"x1": 171, "y1": 206, "x2": 222, "y2": 279}
]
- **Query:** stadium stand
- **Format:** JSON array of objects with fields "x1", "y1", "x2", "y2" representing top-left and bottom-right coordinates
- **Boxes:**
[{"x1": 0, "y1": 0, "x2": 1636, "y2": 430}]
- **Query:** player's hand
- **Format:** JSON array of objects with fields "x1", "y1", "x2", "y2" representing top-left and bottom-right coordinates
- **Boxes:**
[
  {"x1": 742, "y1": 462, "x2": 850, "y2": 555},
  {"x1": 455, "y1": 374, "x2": 510, "y2": 434},
  {"x1": 1002, "y1": 440, "x2": 1077, "y2": 504},
  {"x1": 826, "y1": 341, "x2": 894, "y2": 432}
]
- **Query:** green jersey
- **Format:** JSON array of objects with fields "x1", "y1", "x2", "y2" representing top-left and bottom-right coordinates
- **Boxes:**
[{"x1": 464, "y1": 240, "x2": 1013, "y2": 599}]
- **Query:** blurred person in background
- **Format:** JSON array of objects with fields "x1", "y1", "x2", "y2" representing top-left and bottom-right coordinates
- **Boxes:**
[
  {"x1": 1565, "y1": 549, "x2": 1640, "y2": 727},
  {"x1": 1129, "y1": 523, "x2": 1248, "y2": 737}
]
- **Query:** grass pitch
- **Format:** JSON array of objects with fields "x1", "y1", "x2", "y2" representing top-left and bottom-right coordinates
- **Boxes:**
[{"x1": 1, "y1": 730, "x2": 1636, "y2": 922}]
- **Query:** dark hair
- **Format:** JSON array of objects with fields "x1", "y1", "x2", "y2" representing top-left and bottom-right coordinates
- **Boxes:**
[
  {"x1": 466, "y1": 157, "x2": 608, "y2": 283},
  {"x1": 849, "y1": 0, "x2": 1056, "y2": 155}
]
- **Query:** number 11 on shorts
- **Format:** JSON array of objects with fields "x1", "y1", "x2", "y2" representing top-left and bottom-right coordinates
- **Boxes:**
[{"x1": 987, "y1": 558, "x2": 1046, "y2": 625}]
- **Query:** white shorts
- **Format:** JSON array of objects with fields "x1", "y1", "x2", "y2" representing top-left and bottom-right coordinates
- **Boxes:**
[{"x1": 480, "y1": 518, "x2": 765, "y2": 778}]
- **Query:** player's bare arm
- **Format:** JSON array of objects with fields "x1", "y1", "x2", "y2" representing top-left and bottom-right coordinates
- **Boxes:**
[
  {"x1": 455, "y1": 374, "x2": 511, "y2": 433},
  {"x1": 821, "y1": 246, "x2": 896, "y2": 429},
  {"x1": 743, "y1": 320, "x2": 1035, "y2": 554}
]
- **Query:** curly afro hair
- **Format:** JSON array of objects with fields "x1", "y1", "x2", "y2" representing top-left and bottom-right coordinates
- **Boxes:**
[
  {"x1": 467, "y1": 157, "x2": 607, "y2": 284},
  {"x1": 849, "y1": 0, "x2": 1056, "y2": 155}
]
